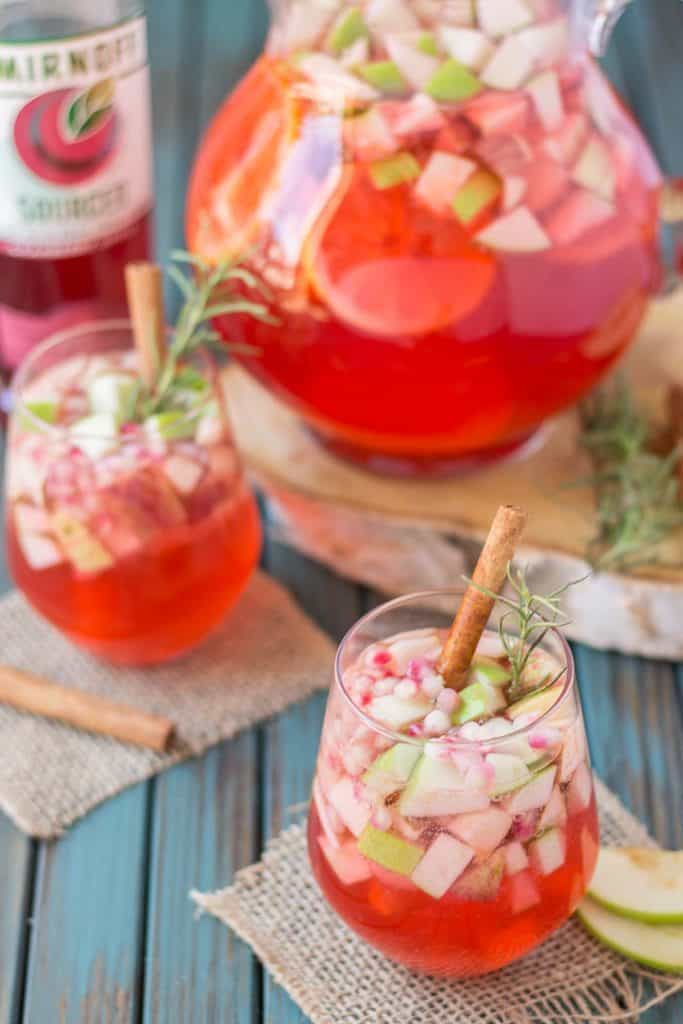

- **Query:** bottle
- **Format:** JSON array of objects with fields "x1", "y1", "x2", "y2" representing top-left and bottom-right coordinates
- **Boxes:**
[{"x1": 0, "y1": 0, "x2": 154, "y2": 371}]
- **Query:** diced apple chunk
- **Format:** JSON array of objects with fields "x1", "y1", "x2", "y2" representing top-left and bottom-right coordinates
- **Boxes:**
[
  {"x1": 509, "y1": 870, "x2": 541, "y2": 913},
  {"x1": 387, "y1": 632, "x2": 441, "y2": 674},
  {"x1": 411, "y1": 832, "x2": 474, "y2": 899},
  {"x1": 538, "y1": 785, "x2": 567, "y2": 830},
  {"x1": 365, "y1": 0, "x2": 420, "y2": 35},
  {"x1": 476, "y1": 206, "x2": 550, "y2": 253},
  {"x1": 425, "y1": 58, "x2": 483, "y2": 102},
  {"x1": 477, "y1": 0, "x2": 532, "y2": 37},
  {"x1": 51, "y1": 511, "x2": 114, "y2": 574},
  {"x1": 328, "y1": 776, "x2": 372, "y2": 837},
  {"x1": 438, "y1": 27, "x2": 493, "y2": 71},
  {"x1": 545, "y1": 189, "x2": 614, "y2": 247},
  {"x1": 503, "y1": 175, "x2": 527, "y2": 210},
  {"x1": 340, "y1": 35, "x2": 370, "y2": 68},
  {"x1": 387, "y1": 93, "x2": 446, "y2": 136},
  {"x1": 298, "y1": 54, "x2": 379, "y2": 106},
  {"x1": 319, "y1": 836, "x2": 373, "y2": 885},
  {"x1": 529, "y1": 827, "x2": 566, "y2": 876},
  {"x1": 481, "y1": 36, "x2": 535, "y2": 91},
  {"x1": 466, "y1": 92, "x2": 529, "y2": 136},
  {"x1": 504, "y1": 765, "x2": 556, "y2": 814},
  {"x1": 345, "y1": 106, "x2": 398, "y2": 161},
  {"x1": 573, "y1": 137, "x2": 616, "y2": 202},
  {"x1": 516, "y1": 17, "x2": 569, "y2": 67},
  {"x1": 542, "y1": 112, "x2": 588, "y2": 165},
  {"x1": 454, "y1": 851, "x2": 505, "y2": 900},
  {"x1": 450, "y1": 807, "x2": 512, "y2": 853},
  {"x1": 358, "y1": 824, "x2": 424, "y2": 877},
  {"x1": 414, "y1": 152, "x2": 476, "y2": 214},
  {"x1": 527, "y1": 70, "x2": 564, "y2": 131},
  {"x1": 385, "y1": 35, "x2": 440, "y2": 90},
  {"x1": 17, "y1": 530, "x2": 64, "y2": 571},
  {"x1": 487, "y1": 753, "x2": 531, "y2": 797},
  {"x1": 502, "y1": 841, "x2": 529, "y2": 876},
  {"x1": 525, "y1": 157, "x2": 569, "y2": 213},
  {"x1": 400, "y1": 754, "x2": 490, "y2": 817},
  {"x1": 163, "y1": 454, "x2": 204, "y2": 495},
  {"x1": 368, "y1": 693, "x2": 431, "y2": 729},
  {"x1": 567, "y1": 761, "x2": 593, "y2": 814}
]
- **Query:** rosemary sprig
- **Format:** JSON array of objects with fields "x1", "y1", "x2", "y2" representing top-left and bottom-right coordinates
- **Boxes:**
[
  {"x1": 466, "y1": 564, "x2": 585, "y2": 699},
  {"x1": 578, "y1": 378, "x2": 683, "y2": 572},
  {"x1": 142, "y1": 250, "x2": 273, "y2": 417}
]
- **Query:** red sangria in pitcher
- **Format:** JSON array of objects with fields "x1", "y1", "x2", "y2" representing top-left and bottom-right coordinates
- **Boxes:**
[{"x1": 187, "y1": 0, "x2": 662, "y2": 474}]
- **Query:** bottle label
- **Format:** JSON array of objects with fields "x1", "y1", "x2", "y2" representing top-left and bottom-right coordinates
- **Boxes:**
[{"x1": 0, "y1": 16, "x2": 153, "y2": 259}]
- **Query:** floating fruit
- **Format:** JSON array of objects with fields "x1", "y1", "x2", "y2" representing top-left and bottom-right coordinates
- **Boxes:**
[
  {"x1": 481, "y1": 36, "x2": 535, "y2": 91},
  {"x1": 452, "y1": 677, "x2": 507, "y2": 723},
  {"x1": 529, "y1": 827, "x2": 566, "y2": 876},
  {"x1": 411, "y1": 832, "x2": 474, "y2": 898},
  {"x1": 326, "y1": 6, "x2": 368, "y2": 55},
  {"x1": 414, "y1": 151, "x2": 476, "y2": 214},
  {"x1": 357, "y1": 59, "x2": 408, "y2": 94},
  {"x1": 477, "y1": 0, "x2": 533, "y2": 37},
  {"x1": 400, "y1": 755, "x2": 489, "y2": 817},
  {"x1": 425, "y1": 57, "x2": 483, "y2": 101},
  {"x1": 369, "y1": 151, "x2": 420, "y2": 189},
  {"x1": 358, "y1": 824, "x2": 424, "y2": 875},
  {"x1": 476, "y1": 206, "x2": 550, "y2": 252},
  {"x1": 527, "y1": 70, "x2": 564, "y2": 131},
  {"x1": 452, "y1": 168, "x2": 501, "y2": 226},
  {"x1": 303, "y1": 164, "x2": 496, "y2": 337},
  {"x1": 438, "y1": 26, "x2": 493, "y2": 71}
]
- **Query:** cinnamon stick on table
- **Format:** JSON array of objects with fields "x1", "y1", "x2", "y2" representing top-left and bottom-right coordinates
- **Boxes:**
[
  {"x1": 437, "y1": 504, "x2": 527, "y2": 690},
  {"x1": 125, "y1": 261, "x2": 166, "y2": 390},
  {"x1": 0, "y1": 665, "x2": 174, "y2": 753}
]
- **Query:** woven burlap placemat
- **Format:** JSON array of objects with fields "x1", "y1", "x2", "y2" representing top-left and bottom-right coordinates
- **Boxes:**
[
  {"x1": 0, "y1": 570, "x2": 333, "y2": 838},
  {"x1": 194, "y1": 778, "x2": 683, "y2": 1024}
]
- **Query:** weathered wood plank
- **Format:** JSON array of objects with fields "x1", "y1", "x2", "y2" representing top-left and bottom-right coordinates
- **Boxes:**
[
  {"x1": 0, "y1": 819, "x2": 34, "y2": 1024},
  {"x1": 21, "y1": 785, "x2": 150, "y2": 1024},
  {"x1": 141, "y1": 735, "x2": 260, "y2": 1024},
  {"x1": 574, "y1": 645, "x2": 683, "y2": 1024}
]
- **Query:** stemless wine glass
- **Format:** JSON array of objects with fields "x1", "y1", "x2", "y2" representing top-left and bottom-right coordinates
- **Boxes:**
[
  {"x1": 308, "y1": 589, "x2": 598, "y2": 977},
  {"x1": 6, "y1": 320, "x2": 261, "y2": 665}
]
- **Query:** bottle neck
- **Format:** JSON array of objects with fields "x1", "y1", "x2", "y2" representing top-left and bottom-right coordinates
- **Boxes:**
[{"x1": 0, "y1": 1, "x2": 144, "y2": 39}]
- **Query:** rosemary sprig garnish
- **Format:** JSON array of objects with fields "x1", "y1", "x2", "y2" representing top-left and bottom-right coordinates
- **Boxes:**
[
  {"x1": 466, "y1": 564, "x2": 584, "y2": 699},
  {"x1": 142, "y1": 250, "x2": 273, "y2": 417},
  {"x1": 578, "y1": 378, "x2": 683, "y2": 572}
]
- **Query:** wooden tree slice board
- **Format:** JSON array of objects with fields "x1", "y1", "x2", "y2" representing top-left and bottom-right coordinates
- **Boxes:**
[{"x1": 224, "y1": 291, "x2": 683, "y2": 659}]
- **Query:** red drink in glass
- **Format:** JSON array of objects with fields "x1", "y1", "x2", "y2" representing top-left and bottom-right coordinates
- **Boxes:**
[
  {"x1": 6, "y1": 321, "x2": 261, "y2": 664},
  {"x1": 308, "y1": 591, "x2": 598, "y2": 976},
  {"x1": 187, "y1": 0, "x2": 661, "y2": 474}
]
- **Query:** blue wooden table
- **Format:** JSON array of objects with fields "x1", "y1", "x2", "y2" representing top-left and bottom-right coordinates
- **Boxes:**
[{"x1": 1, "y1": 1, "x2": 683, "y2": 1020}]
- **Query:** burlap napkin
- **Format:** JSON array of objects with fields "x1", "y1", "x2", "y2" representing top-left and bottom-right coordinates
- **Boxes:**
[
  {"x1": 0, "y1": 571, "x2": 334, "y2": 838},
  {"x1": 193, "y1": 778, "x2": 683, "y2": 1024}
]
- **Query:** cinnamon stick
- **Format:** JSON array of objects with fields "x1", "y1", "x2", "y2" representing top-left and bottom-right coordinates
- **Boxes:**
[
  {"x1": 125, "y1": 261, "x2": 166, "y2": 390},
  {"x1": 0, "y1": 665, "x2": 174, "y2": 752},
  {"x1": 437, "y1": 505, "x2": 527, "y2": 690}
]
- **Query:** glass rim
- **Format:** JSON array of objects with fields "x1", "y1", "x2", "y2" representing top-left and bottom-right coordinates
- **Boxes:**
[
  {"x1": 12, "y1": 317, "x2": 207, "y2": 440},
  {"x1": 334, "y1": 588, "x2": 577, "y2": 749}
]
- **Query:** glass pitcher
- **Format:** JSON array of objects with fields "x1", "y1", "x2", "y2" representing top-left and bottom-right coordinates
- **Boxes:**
[{"x1": 187, "y1": 0, "x2": 664, "y2": 476}]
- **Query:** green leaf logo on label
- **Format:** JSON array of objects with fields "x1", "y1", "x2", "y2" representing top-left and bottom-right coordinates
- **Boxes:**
[{"x1": 66, "y1": 78, "x2": 115, "y2": 140}]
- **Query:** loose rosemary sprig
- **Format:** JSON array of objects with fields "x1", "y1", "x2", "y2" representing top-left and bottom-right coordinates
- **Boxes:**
[
  {"x1": 578, "y1": 378, "x2": 683, "y2": 572},
  {"x1": 142, "y1": 250, "x2": 273, "y2": 417},
  {"x1": 467, "y1": 564, "x2": 584, "y2": 699}
]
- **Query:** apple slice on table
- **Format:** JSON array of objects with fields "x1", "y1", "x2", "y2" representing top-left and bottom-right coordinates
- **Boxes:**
[
  {"x1": 578, "y1": 898, "x2": 683, "y2": 973},
  {"x1": 588, "y1": 849, "x2": 683, "y2": 924}
]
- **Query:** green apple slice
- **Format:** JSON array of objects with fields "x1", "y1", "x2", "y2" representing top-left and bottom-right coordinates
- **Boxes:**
[
  {"x1": 369, "y1": 152, "x2": 421, "y2": 190},
  {"x1": 88, "y1": 372, "x2": 139, "y2": 422},
  {"x1": 326, "y1": 6, "x2": 368, "y2": 55},
  {"x1": 452, "y1": 678, "x2": 506, "y2": 725},
  {"x1": 358, "y1": 824, "x2": 423, "y2": 876},
  {"x1": 357, "y1": 60, "x2": 407, "y2": 95},
  {"x1": 471, "y1": 655, "x2": 511, "y2": 687},
  {"x1": 362, "y1": 742, "x2": 421, "y2": 797},
  {"x1": 425, "y1": 58, "x2": 483, "y2": 102},
  {"x1": 588, "y1": 849, "x2": 683, "y2": 924},
  {"x1": 20, "y1": 400, "x2": 58, "y2": 431},
  {"x1": 578, "y1": 897, "x2": 683, "y2": 973},
  {"x1": 452, "y1": 169, "x2": 501, "y2": 226},
  {"x1": 399, "y1": 754, "x2": 489, "y2": 817}
]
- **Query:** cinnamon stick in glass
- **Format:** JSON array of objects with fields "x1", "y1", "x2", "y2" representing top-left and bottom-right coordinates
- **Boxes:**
[
  {"x1": 0, "y1": 665, "x2": 174, "y2": 752},
  {"x1": 437, "y1": 504, "x2": 527, "y2": 690},
  {"x1": 125, "y1": 261, "x2": 166, "y2": 390}
]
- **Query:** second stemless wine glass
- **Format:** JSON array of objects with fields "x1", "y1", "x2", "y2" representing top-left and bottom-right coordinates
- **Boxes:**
[
  {"x1": 6, "y1": 320, "x2": 261, "y2": 665},
  {"x1": 308, "y1": 589, "x2": 598, "y2": 977}
]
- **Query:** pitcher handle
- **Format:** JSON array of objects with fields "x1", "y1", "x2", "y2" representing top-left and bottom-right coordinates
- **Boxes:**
[{"x1": 590, "y1": 0, "x2": 683, "y2": 291}]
